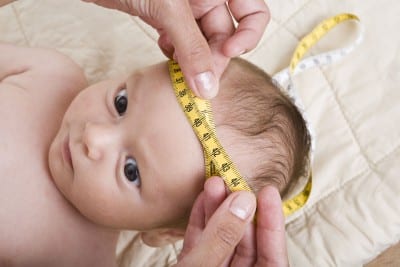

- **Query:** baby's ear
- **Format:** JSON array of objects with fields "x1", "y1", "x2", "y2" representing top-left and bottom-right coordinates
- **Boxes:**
[{"x1": 140, "y1": 228, "x2": 185, "y2": 247}]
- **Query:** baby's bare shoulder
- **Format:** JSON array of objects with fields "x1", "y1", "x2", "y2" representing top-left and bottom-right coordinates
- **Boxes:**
[
  {"x1": 0, "y1": 44, "x2": 88, "y2": 144},
  {"x1": 0, "y1": 45, "x2": 116, "y2": 266},
  {"x1": 0, "y1": 43, "x2": 87, "y2": 95},
  {"x1": 0, "y1": 44, "x2": 87, "y2": 150}
]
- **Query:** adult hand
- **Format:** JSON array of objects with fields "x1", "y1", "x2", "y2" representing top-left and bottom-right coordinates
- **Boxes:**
[
  {"x1": 176, "y1": 177, "x2": 289, "y2": 267},
  {"x1": 82, "y1": 0, "x2": 270, "y2": 99}
]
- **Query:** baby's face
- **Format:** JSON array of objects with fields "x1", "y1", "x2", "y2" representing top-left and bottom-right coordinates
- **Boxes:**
[{"x1": 49, "y1": 62, "x2": 204, "y2": 230}]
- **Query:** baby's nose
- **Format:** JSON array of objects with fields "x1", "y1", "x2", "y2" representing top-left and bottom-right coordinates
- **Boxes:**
[{"x1": 82, "y1": 122, "x2": 118, "y2": 160}]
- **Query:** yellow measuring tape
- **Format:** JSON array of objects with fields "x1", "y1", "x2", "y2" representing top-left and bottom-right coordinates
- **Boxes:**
[
  {"x1": 290, "y1": 13, "x2": 360, "y2": 73},
  {"x1": 169, "y1": 60, "x2": 251, "y2": 192},
  {"x1": 168, "y1": 13, "x2": 360, "y2": 217}
]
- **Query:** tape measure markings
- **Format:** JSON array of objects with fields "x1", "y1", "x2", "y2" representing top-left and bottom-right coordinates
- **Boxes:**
[
  {"x1": 168, "y1": 13, "x2": 362, "y2": 217},
  {"x1": 289, "y1": 13, "x2": 360, "y2": 73},
  {"x1": 169, "y1": 61, "x2": 252, "y2": 192},
  {"x1": 275, "y1": 13, "x2": 362, "y2": 217}
]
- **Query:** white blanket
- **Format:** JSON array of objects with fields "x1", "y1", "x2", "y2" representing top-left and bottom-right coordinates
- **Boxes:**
[{"x1": 1, "y1": 0, "x2": 399, "y2": 266}]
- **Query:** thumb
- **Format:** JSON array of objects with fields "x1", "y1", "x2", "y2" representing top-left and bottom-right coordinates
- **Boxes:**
[
  {"x1": 85, "y1": 0, "x2": 218, "y2": 99},
  {"x1": 153, "y1": 0, "x2": 218, "y2": 99},
  {"x1": 176, "y1": 191, "x2": 256, "y2": 267}
]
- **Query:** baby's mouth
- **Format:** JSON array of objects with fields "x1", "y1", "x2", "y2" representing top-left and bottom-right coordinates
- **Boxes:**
[{"x1": 63, "y1": 134, "x2": 74, "y2": 171}]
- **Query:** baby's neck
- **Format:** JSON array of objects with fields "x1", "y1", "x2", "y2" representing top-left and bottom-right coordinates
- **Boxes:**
[
  {"x1": 65, "y1": 201, "x2": 121, "y2": 265},
  {"x1": 49, "y1": 173, "x2": 121, "y2": 265}
]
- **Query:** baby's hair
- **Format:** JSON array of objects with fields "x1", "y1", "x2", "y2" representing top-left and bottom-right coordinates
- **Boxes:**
[{"x1": 212, "y1": 58, "x2": 311, "y2": 197}]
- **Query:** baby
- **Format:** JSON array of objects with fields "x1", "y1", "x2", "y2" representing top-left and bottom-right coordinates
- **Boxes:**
[{"x1": 0, "y1": 43, "x2": 310, "y2": 266}]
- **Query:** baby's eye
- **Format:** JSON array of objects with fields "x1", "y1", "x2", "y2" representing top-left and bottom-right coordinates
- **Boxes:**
[
  {"x1": 114, "y1": 89, "x2": 128, "y2": 116},
  {"x1": 124, "y1": 157, "x2": 141, "y2": 186}
]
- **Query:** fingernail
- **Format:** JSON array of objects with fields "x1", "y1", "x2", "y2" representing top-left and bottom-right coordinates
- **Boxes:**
[
  {"x1": 229, "y1": 192, "x2": 255, "y2": 220},
  {"x1": 194, "y1": 71, "x2": 217, "y2": 99},
  {"x1": 229, "y1": 47, "x2": 246, "y2": 57}
]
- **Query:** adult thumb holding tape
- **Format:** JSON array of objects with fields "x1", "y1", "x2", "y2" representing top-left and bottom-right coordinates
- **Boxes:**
[
  {"x1": 82, "y1": 0, "x2": 270, "y2": 99},
  {"x1": 176, "y1": 187, "x2": 257, "y2": 267},
  {"x1": 176, "y1": 177, "x2": 289, "y2": 267}
]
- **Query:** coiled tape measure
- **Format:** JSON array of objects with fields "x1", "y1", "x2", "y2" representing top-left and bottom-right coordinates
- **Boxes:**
[{"x1": 168, "y1": 13, "x2": 362, "y2": 217}]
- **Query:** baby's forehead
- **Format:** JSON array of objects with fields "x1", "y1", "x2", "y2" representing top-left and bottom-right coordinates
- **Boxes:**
[{"x1": 127, "y1": 62, "x2": 169, "y2": 79}]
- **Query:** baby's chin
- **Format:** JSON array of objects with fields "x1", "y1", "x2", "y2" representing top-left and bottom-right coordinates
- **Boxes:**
[
  {"x1": 48, "y1": 129, "x2": 61, "y2": 168},
  {"x1": 47, "y1": 131, "x2": 71, "y2": 196}
]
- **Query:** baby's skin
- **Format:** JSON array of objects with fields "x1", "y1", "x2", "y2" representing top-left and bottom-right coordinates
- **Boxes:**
[
  {"x1": 1, "y1": 41, "x2": 286, "y2": 266},
  {"x1": 0, "y1": 42, "x2": 208, "y2": 266},
  {"x1": 0, "y1": 44, "x2": 119, "y2": 266}
]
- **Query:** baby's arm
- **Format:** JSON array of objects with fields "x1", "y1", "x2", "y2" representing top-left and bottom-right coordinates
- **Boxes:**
[
  {"x1": 0, "y1": 43, "x2": 31, "y2": 81},
  {"x1": 0, "y1": 42, "x2": 87, "y2": 93}
]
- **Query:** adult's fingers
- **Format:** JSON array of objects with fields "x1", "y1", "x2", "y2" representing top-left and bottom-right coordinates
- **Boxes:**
[
  {"x1": 157, "y1": 29, "x2": 174, "y2": 59},
  {"x1": 255, "y1": 186, "x2": 289, "y2": 267},
  {"x1": 224, "y1": 0, "x2": 270, "y2": 57},
  {"x1": 178, "y1": 191, "x2": 206, "y2": 261},
  {"x1": 154, "y1": 0, "x2": 218, "y2": 99},
  {"x1": 202, "y1": 177, "x2": 232, "y2": 266},
  {"x1": 179, "y1": 177, "x2": 227, "y2": 261},
  {"x1": 81, "y1": 0, "x2": 131, "y2": 13},
  {"x1": 199, "y1": 4, "x2": 234, "y2": 79},
  {"x1": 230, "y1": 221, "x2": 256, "y2": 267},
  {"x1": 204, "y1": 177, "x2": 256, "y2": 267},
  {"x1": 160, "y1": 3, "x2": 233, "y2": 92},
  {"x1": 204, "y1": 177, "x2": 228, "y2": 222},
  {"x1": 84, "y1": 0, "x2": 218, "y2": 99},
  {"x1": 176, "y1": 191, "x2": 256, "y2": 267}
]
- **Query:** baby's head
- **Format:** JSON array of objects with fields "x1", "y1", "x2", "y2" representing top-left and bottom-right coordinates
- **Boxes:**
[
  {"x1": 48, "y1": 58, "x2": 310, "y2": 243},
  {"x1": 212, "y1": 58, "x2": 311, "y2": 197}
]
